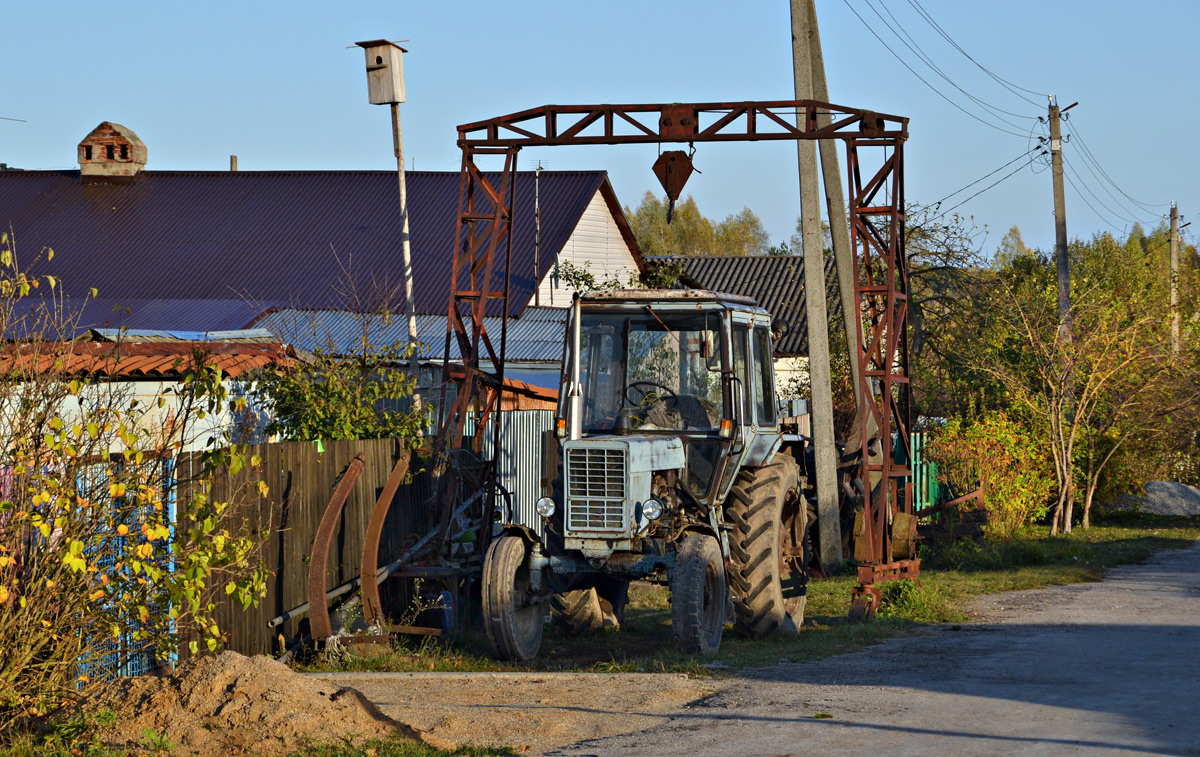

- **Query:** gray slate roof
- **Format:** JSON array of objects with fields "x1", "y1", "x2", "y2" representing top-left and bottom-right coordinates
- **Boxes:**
[{"x1": 648, "y1": 254, "x2": 840, "y2": 356}]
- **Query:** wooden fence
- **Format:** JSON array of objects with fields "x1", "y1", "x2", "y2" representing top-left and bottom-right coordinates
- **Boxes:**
[{"x1": 177, "y1": 437, "x2": 437, "y2": 656}]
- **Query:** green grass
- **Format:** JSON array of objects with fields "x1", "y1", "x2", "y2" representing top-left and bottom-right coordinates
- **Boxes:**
[{"x1": 303, "y1": 512, "x2": 1200, "y2": 677}]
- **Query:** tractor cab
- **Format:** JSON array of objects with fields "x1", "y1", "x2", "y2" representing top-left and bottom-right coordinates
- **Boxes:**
[{"x1": 559, "y1": 289, "x2": 782, "y2": 508}]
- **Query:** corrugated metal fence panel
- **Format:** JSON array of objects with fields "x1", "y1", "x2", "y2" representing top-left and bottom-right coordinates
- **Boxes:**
[
  {"x1": 467, "y1": 410, "x2": 555, "y2": 537},
  {"x1": 909, "y1": 432, "x2": 940, "y2": 513}
]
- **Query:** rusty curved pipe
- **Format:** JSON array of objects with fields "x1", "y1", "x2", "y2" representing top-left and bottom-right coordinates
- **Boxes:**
[
  {"x1": 306, "y1": 453, "x2": 366, "y2": 642},
  {"x1": 360, "y1": 449, "x2": 412, "y2": 628}
]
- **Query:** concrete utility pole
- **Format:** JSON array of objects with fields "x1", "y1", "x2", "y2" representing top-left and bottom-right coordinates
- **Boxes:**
[
  {"x1": 1171, "y1": 202, "x2": 1181, "y2": 354},
  {"x1": 790, "y1": 0, "x2": 842, "y2": 568},
  {"x1": 1049, "y1": 98, "x2": 1071, "y2": 339},
  {"x1": 798, "y1": 0, "x2": 861, "y2": 405}
]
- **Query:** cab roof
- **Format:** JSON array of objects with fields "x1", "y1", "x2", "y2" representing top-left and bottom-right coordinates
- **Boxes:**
[{"x1": 580, "y1": 288, "x2": 766, "y2": 314}]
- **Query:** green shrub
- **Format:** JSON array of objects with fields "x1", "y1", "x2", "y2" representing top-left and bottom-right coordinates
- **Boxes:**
[{"x1": 928, "y1": 412, "x2": 1053, "y2": 539}]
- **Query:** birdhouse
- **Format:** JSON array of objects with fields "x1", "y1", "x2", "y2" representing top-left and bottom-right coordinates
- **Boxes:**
[{"x1": 355, "y1": 40, "x2": 406, "y2": 105}]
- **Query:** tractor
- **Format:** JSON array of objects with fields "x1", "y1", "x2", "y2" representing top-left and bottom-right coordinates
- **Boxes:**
[{"x1": 482, "y1": 288, "x2": 812, "y2": 660}]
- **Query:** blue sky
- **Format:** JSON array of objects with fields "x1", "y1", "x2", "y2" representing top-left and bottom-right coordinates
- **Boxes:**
[{"x1": 3, "y1": 1, "x2": 1193, "y2": 254}]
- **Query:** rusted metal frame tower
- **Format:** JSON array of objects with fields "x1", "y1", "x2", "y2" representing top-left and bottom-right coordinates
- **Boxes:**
[
  {"x1": 846, "y1": 136, "x2": 917, "y2": 613},
  {"x1": 434, "y1": 145, "x2": 518, "y2": 551},
  {"x1": 444, "y1": 100, "x2": 912, "y2": 603}
]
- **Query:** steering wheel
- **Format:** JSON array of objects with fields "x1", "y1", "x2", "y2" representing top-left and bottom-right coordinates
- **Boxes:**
[{"x1": 627, "y1": 380, "x2": 678, "y2": 407}]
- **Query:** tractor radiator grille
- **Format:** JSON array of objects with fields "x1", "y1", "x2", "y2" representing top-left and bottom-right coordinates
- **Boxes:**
[{"x1": 565, "y1": 447, "x2": 627, "y2": 533}]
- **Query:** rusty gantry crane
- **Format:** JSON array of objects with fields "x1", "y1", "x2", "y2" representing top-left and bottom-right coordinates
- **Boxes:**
[{"x1": 430, "y1": 99, "x2": 918, "y2": 619}]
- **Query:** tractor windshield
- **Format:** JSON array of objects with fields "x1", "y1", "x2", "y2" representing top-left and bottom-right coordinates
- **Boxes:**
[{"x1": 577, "y1": 309, "x2": 725, "y2": 434}]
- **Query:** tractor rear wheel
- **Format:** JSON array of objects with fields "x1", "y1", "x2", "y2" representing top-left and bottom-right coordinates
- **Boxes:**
[
  {"x1": 550, "y1": 575, "x2": 630, "y2": 636},
  {"x1": 726, "y1": 455, "x2": 808, "y2": 638},
  {"x1": 550, "y1": 589, "x2": 604, "y2": 636},
  {"x1": 482, "y1": 535, "x2": 543, "y2": 661},
  {"x1": 671, "y1": 533, "x2": 725, "y2": 654}
]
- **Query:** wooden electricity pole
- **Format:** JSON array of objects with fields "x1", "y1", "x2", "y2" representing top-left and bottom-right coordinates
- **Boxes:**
[
  {"x1": 1171, "y1": 202, "x2": 1181, "y2": 354},
  {"x1": 791, "y1": 0, "x2": 843, "y2": 567}
]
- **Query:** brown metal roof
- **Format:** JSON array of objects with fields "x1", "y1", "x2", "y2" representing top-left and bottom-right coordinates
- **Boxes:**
[{"x1": 0, "y1": 170, "x2": 633, "y2": 330}]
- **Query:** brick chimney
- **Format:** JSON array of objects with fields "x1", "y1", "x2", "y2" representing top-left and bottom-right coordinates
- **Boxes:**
[{"x1": 78, "y1": 122, "x2": 146, "y2": 178}]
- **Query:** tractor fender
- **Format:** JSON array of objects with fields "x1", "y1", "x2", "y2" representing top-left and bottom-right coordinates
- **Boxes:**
[
  {"x1": 673, "y1": 522, "x2": 719, "y2": 544},
  {"x1": 495, "y1": 524, "x2": 540, "y2": 548}
]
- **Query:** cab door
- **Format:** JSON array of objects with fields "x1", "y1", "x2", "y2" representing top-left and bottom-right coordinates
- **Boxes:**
[{"x1": 743, "y1": 322, "x2": 782, "y2": 466}]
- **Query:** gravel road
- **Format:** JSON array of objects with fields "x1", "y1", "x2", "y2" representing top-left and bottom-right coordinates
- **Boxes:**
[{"x1": 553, "y1": 543, "x2": 1200, "y2": 756}]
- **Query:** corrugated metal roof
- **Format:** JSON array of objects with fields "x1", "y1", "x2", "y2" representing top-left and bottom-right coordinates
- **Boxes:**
[
  {"x1": 87, "y1": 327, "x2": 277, "y2": 342},
  {"x1": 257, "y1": 306, "x2": 569, "y2": 363},
  {"x1": 0, "y1": 170, "x2": 615, "y2": 328},
  {"x1": 648, "y1": 255, "x2": 840, "y2": 356}
]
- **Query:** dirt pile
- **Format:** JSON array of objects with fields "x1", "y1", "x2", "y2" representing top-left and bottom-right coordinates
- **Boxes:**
[
  {"x1": 87, "y1": 651, "x2": 450, "y2": 756},
  {"x1": 316, "y1": 671, "x2": 715, "y2": 754}
]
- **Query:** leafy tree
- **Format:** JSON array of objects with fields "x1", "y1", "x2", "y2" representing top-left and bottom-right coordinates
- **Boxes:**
[
  {"x1": 971, "y1": 230, "x2": 1194, "y2": 533},
  {"x1": 715, "y1": 207, "x2": 771, "y2": 256},
  {"x1": 929, "y1": 412, "x2": 1053, "y2": 539},
  {"x1": 900, "y1": 207, "x2": 994, "y2": 419},
  {"x1": 252, "y1": 323, "x2": 425, "y2": 443},
  {"x1": 624, "y1": 192, "x2": 771, "y2": 256}
]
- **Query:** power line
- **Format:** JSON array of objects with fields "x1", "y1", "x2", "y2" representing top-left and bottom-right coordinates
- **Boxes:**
[
  {"x1": 1062, "y1": 134, "x2": 1161, "y2": 224},
  {"x1": 1063, "y1": 153, "x2": 1157, "y2": 228},
  {"x1": 931, "y1": 147, "x2": 1041, "y2": 209},
  {"x1": 1065, "y1": 115, "x2": 1169, "y2": 212},
  {"x1": 866, "y1": 0, "x2": 1039, "y2": 124},
  {"x1": 1062, "y1": 161, "x2": 1132, "y2": 234},
  {"x1": 839, "y1": 0, "x2": 1028, "y2": 139},
  {"x1": 931, "y1": 153, "x2": 1040, "y2": 222},
  {"x1": 905, "y1": 0, "x2": 1047, "y2": 105}
]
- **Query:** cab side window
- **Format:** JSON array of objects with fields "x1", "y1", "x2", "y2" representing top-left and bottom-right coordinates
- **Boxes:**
[
  {"x1": 732, "y1": 325, "x2": 750, "y2": 419},
  {"x1": 753, "y1": 327, "x2": 777, "y2": 426}
]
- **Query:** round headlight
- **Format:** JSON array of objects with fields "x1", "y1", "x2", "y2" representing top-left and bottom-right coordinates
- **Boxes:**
[
  {"x1": 641, "y1": 498, "x2": 664, "y2": 520},
  {"x1": 535, "y1": 497, "x2": 557, "y2": 518}
]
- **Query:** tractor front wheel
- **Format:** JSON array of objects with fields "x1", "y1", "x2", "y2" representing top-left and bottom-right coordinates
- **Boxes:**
[
  {"x1": 482, "y1": 535, "x2": 544, "y2": 661},
  {"x1": 671, "y1": 533, "x2": 725, "y2": 655}
]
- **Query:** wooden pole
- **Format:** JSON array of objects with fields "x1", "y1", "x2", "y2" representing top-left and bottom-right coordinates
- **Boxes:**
[{"x1": 391, "y1": 103, "x2": 422, "y2": 414}]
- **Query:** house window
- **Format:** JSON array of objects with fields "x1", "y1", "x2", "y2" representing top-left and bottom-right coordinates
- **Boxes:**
[
  {"x1": 120, "y1": 144, "x2": 128, "y2": 160},
  {"x1": 105, "y1": 145, "x2": 115, "y2": 160},
  {"x1": 84, "y1": 145, "x2": 92, "y2": 160}
]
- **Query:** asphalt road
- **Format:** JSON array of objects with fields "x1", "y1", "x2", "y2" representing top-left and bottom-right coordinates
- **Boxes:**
[{"x1": 553, "y1": 543, "x2": 1200, "y2": 756}]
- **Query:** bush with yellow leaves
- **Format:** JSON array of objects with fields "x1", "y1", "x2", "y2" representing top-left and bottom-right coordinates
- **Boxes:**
[{"x1": 0, "y1": 229, "x2": 269, "y2": 728}]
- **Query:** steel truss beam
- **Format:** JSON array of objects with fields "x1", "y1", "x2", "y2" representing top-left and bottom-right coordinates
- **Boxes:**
[
  {"x1": 847, "y1": 137, "x2": 917, "y2": 614},
  {"x1": 434, "y1": 146, "x2": 517, "y2": 550},
  {"x1": 457, "y1": 101, "x2": 905, "y2": 148},
  {"x1": 436, "y1": 102, "x2": 913, "y2": 600}
]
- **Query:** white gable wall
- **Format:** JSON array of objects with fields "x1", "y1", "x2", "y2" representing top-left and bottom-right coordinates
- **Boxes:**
[{"x1": 533, "y1": 189, "x2": 641, "y2": 308}]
